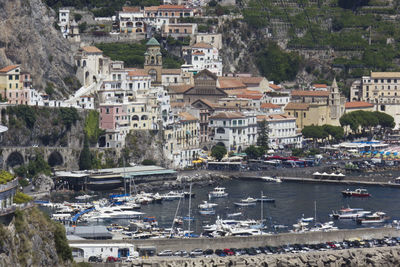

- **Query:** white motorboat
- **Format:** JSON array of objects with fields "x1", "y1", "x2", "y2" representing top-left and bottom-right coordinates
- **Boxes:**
[
  {"x1": 208, "y1": 187, "x2": 228, "y2": 198},
  {"x1": 162, "y1": 191, "x2": 184, "y2": 201},
  {"x1": 84, "y1": 206, "x2": 144, "y2": 221},
  {"x1": 227, "y1": 212, "x2": 242, "y2": 218},
  {"x1": 330, "y1": 207, "x2": 371, "y2": 220},
  {"x1": 261, "y1": 176, "x2": 282, "y2": 183},
  {"x1": 356, "y1": 211, "x2": 389, "y2": 224},
  {"x1": 198, "y1": 201, "x2": 218, "y2": 209},
  {"x1": 199, "y1": 208, "x2": 216, "y2": 215},
  {"x1": 234, "y1": 197, "x2": 257, "y2": 207},
  {"x1": 301, "y1": 217, "x2": 314, "y2": 223}
]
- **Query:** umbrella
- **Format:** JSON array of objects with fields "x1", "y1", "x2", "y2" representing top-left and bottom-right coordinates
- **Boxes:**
[
  {"x1": 373, "y1": 151, "x2": 378, "y2": 154},
  {"x1": 394, "y1": 152, "x2": 398, "y2": 156},
  {"x1": 313, "y1": 172, "x2": 321, "y2": 176},
  {"x1": 386, "y1": 152, "x2": 391, "y2": 155},
  {"x1": 360, "y1": 151, "x2": 366, "y2": 154}
]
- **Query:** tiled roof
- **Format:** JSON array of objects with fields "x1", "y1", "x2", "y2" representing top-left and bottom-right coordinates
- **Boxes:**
[
  {"x1": 209, "y1": 112, "x2": 244, "y2": 119},
  {"x1": 179, "y1": 112, "x2": 198, "y2": 121},
  {"x1": 312, "y1": 84, "x2": 327, "y2": 88},
  {"x1": 128, "y1": 69, "x2": 148, "y2": 77},
  {"x1": 218, "y1": 77, "x2": 246, "y2": 89},
  {"x1": 167, "y1": 84, "x2": 193, "y2": 94},
  {"x1": 192, "y1": 52, "x2": 205, "y2": 56},
  {"x1": 192, "y1": 42, "x2": 213, "y2": 49},
  {"x1": 122, "y1": 6, "x2": 141, "y2": 12},
  {"x1": 291, "y1": 90, "x2": 330, "y2": 97},
  {"x1": 146, "y1": 37, "x2": 160, "y2": 46},
  {"x1": 224, "y1": 89, "x2": 259, "y2": 96},
  {"x1": 239, "y1": 77, "x2": 264, "y2": 85},
  {"x1": 237, "y1": 94, "x2": 263, "y2": 100},
  {"x1": 345, "y1": 101, "x2": 374, "y2": 109},
  {"x1": 371, "y1": 72, "x2": 400, "y2": 78},
  {"x1": 269, "y1": 83, "x2": 281, "y2": 90},
  {"x1": 162, "y1": 69, "x2": 181, "y2": 75},
  {"x1": 81, "y1": 46, "x2": 102, "y2": 53},
  {"x1": 193, "y1": 99, "x2": 219, "y2": 109},
  {"x1": 260, "y1": 103, "x2": 280, "y2": 109},
  {"x1": 158, "y1": 5, "x2": 190, "y2": 10},
  {"x1": 144, "y1": 6, "x2": 159, "y2": 11},
  {"x1": 266, "y1": 114, "x2": 295, "y2": 121},
  {"x1": 284, "y1": 102, "x2": 310, "y2": 110},
  {"x1": 0, "y1": 65, "x2": 19, "y2": 73}
]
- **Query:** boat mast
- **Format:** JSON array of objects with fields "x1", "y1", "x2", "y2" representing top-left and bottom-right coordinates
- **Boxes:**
[
  {"x1": 188, "y1": 183, "x2": 192, "y2": 237},
  {"x1": 314, "y1": 200, "x2": 317, "y2": 223},
  {"x1": 169, "y1": 194, "x2": 182, "y2": 237}
]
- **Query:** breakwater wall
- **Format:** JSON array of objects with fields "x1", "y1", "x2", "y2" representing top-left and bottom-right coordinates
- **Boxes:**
[
  {"x1": 69, "y1": 228, "x2": 400, "y2": 253},
  {"x1": 131, "y1": 246, "x2": 400, "y2": 267}
]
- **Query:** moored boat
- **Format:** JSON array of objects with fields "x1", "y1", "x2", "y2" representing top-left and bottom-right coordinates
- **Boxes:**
[
  {"x1": 208, "y1": 187, "x2": 228, "y2": 198},
  {"x1": 261, "y1": 176, "x2": 282, "y2": 183},
  {"x1": 330, "y1": 207, "x2": 370, "y2": 220},
  {"x1": 356, "y1": 211, "x2": 389, "y2": 224},
  {"x1": 341, "y1": 188, "x2": 371, "y2": 197}
]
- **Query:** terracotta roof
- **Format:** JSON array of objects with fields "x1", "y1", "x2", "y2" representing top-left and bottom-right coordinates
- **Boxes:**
[
  {"x1": 266, "y1": 114, "x2": 295, "y2": 121},
  {"x1": 128, "y1": 69, "x2": 149, "y2": 77},
  {"x1": 312, "y1": 84, "x2": 328, "y2": 88},
  {"x1": 192, "y1": 52, "x2": 205, "y2": 56},
  {"x1": 167, "y1": 84, "x2": 193, "y2": 94},
  {"x1": 291, "y1": 90, "x2": 330, "y2": 97},
  {"x1": 284, "y1": 102, "x2": 310, "y2": 110},
  {"x1": 192, "y1": 42, "x2": 213, "y2": 49},
  {"x1": 144, "y1": 6, "x2": 159, "y2": 11},
  {"x1": 179, "y1": 112, "x2": 198, "y2": 121},
  {"x1": 158, "y1": 5, "x2": 190, "y2": 10},
  {"x1": 81, "y1": 46, "x2": 102, "y2": 53},
  {"x1": 237, "y1": 94, "x2": 263, "y2": 100},
  {"x1": 209, "y1": 112, "x2": 244, "y2": 119},
  {"x1": 269, "y1": 83, "x2": 281, "y2": 90},
  {"x1": 122, "y1": 6, "x2": 141, "y2": 12},
  {"x1": 194, "y1": 69, "x2": 217, "y2": 80},
  {"x1": 218, "y1": 77, "x2": 246, "y2": 90},
  {"x1": 239, "y1": 77, "x2": 264, "y2": 85},
  {"x1": 224, "y1": 89, "x2": 259, "y2": 96},
  {"x1": 345, "y1": 101, "x2": 374, "y2": 109},
  {"x1": 371, "y1": 72, "x2": 400, "y2": 79},
  {"x1": 0, "y1": 65, "x2": 19, "y2": 73},
  {"x1": 256, "y1": 115, "x2": 268, "y2": 121},
  {"x1": 260, "y1": 103, "x2": 280, "y2": 109},
  {"x1": 193, "y1": 99, "x2": 219, "y2": 109},
  {"x1": 162, "y1": 69, "x2": 181, "y2": 75},
  {"x1": 171, "y1": 102, "x2": 185, "y2": 108}
]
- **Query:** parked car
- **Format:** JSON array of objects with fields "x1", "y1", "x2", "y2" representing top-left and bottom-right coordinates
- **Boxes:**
[
  {"x1": 106, "y1": 256, "x2": 120, "y2": 263},
  {"x1": 173, "y1": 250, "x2": 188, "y2": 257},
  {"x1": 203, "y1": 249, "x2": 214, "y2": 255},
  {"x1": 190, "y1": 248, "x2": 203, "y2": 257},
  {"x1": 88, "y1": 256, "x2": 102, "y2": 262},
  {"x1": 157, "y1": 250, "x2": 173, "y2": 256},
  {"x1": 223, "y1": 248, "x2": 234, "y2": 256}
]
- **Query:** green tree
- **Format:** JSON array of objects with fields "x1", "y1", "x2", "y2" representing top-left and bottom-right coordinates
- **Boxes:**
[
  {"x1": 84, "y1": 110, "x2": 103, "y2": 145},
  {"x1": 257, "y1": 119, "x2": 269, "y2": 153},
  {"x1": 79, "y1": 136, "x2": 92, "y2": 170},
  {"x1": 322, "y1": 124, "x2": 344, "y2": 142},
  {"x1": 244, "y1": 145, "x2": 263, "y2": 159},
  {"x1": 211, "y1": 145, "x2": 227, "y2": 161},
  {"x1": 256, "y1": 42, "x2": 302, "y2": 83},
  {"x1": 27, "y1": 153, "x2": 51, "y2": 177}
]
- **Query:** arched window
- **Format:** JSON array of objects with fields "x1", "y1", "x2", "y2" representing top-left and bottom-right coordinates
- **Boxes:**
[
  {"x1": 82, "y1": 60, "x2": 86, "y2": 67},
  {"x1": 132, "y1": 115, "x2": 139, "y2": 121},
  {"x1": 141, "y1": 115, "x2": 148, "y2": 120},
  {"x1": 216, "y1": 127, "x2": 225, "y2": 134},
  {"x1": 150, "y1": 56, "x2": 155, "y2": 64},
  {"x1": 149, "y1": 69, "x2": 157, "y2": 82}
]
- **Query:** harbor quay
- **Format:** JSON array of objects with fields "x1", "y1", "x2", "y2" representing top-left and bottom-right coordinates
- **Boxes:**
[{"x1": 68, "y1": 227, "x2": 400, "y2": 254}]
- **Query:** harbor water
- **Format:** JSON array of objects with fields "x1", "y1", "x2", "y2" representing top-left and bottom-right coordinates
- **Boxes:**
[{"x1": 86, "y1": 179, "x2": 400, "y2": 234}]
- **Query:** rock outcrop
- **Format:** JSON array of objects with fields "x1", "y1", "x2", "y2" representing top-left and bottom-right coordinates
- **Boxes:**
[
  {"x1": 0, "y1": 0, "x2": 76, "y2": 95},
  {"x1": 0, "y1": 207, "x2": 72, "y2": 267},
  {"x1": 33, "y1": 174, "x2": 54, "y2": 192}
]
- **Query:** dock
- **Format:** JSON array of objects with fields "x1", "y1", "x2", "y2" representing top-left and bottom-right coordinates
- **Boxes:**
[{"x1": 239, "y1": 175, "x2": 400, "y2": 188}]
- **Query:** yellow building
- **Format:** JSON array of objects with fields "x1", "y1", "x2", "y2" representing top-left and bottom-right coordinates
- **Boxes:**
[
  {"x1": 284, "y1": 102, "x2": 332, "y2": 129},
  {"x1": 344, "y1": 101, "x2": 374, "y2": 113},
  {"x1": 0, "y1": 65, "x2": 23, "y2": 93}
]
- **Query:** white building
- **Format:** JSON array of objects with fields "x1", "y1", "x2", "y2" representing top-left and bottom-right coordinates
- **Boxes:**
[
  {"x1": 58, "y1": 9, "x2": 70, "y2": 38},
  {"x1": 209, "y1": 111, "x2": 257, "y2": 152},
  {"x1": 260, "y1": 114, "x2": 302, "y2": 149},
  {"x1": 189, "y1": 42, "x2": 222, "y2": 76},
  {"x1": 264, "y1": 92, "x2": 290, "y2": 107}
]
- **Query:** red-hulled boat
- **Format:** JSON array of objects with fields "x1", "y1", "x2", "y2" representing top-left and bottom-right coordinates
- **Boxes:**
[{"x1": 341, "y1": 188, "x2": 371, "y2": 197}]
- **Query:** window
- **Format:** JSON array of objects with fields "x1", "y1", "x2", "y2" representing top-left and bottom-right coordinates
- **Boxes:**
[
  {"x1": 303, "y1": 113, "x2": 306, "y2": 118},
  {"x1": 106, "y1": 108, "x2": 109, "y2": 114},
  {"x1": 8, "y1": 75, "x2": 12, "y2": 80},
  {"x1": 15, "y1": 75, "x2": 19, "y2": 80},
  {"x1": 15, "y1": 83, "x2": 18, "y2": 89}
]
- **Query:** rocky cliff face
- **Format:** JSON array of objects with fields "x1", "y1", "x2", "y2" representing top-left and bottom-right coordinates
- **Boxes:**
[
  {"x1": 0, "y1": 207, "x2": 72, "y2": 267},
  {"x1": 0, "y1": 0, "x2": 76, "y2": 96}
]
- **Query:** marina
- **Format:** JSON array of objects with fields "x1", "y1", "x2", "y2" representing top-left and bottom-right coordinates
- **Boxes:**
[{"x1": 40, "y1": 178, "x2": 400, "y2": 238}]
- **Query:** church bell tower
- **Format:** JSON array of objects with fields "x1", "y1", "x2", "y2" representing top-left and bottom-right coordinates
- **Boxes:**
[{"x1": 144, "y1": 37, "x2": 162, "y2": 85}]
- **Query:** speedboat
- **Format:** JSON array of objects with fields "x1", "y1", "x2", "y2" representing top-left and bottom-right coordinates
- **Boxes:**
[
  {"x1": 261, "y1": 176, "x2": 282, "y2": 183},
  {"x1": 208, "y1": 187, "x2": 228, "y2": 198},
  {"x1": 301, "y1": 217, "x2": 314, "y2": 223},
  {"x1": 227, "y1": 212, "x2": 242, "y2": 218},
  {"x1": 330, "y1": 207, "x2": 371, "y2": 220},
  {"x1": 162, "y1": 191, "x2": 184, "y2": 201},
  {"x1": 240, "y1": 197, "x2": 257, "y2": 203},
  {"x1": 234, "y1": 197, "x2": 257, "y2": 207},
  {"x1": 356, "y1": 211, "x2": 389, "y2": 224},
  {"x1": 84, "y1": 206, "x2": 144, "y2": 221},
  {"x1": 341, "y1": 188, "x2": 371, "y2": 197},
  {"x1": 199, "y1": 208, "x2": 216, "y2": 215},
  {"x1": 198, "y1": 201, "x2": 218, "y2": 209},
  {"x1": 257, "y1": 196, "x2": 275, "y2": 203}
]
